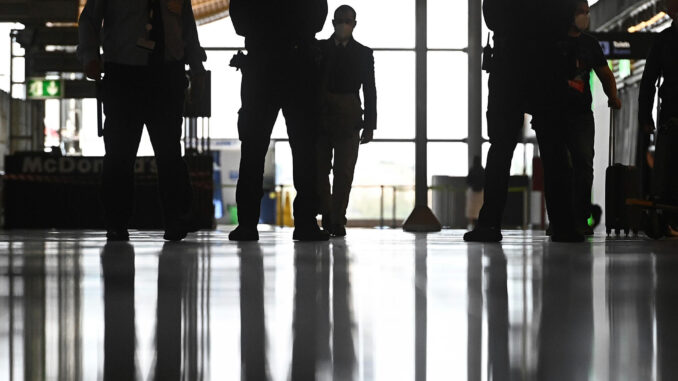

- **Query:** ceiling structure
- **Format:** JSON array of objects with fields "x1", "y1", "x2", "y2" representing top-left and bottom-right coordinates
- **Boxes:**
[{"x1": 78, "y1": 0, "x2": 229, "y2": 25}]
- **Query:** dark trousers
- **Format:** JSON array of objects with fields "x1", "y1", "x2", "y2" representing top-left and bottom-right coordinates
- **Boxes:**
[
  {"x1": 477, "y1": 52, "x2": 526, "y2": 228},
  {"x1": 653, "y1": 121, "x2": 678, "y2": 224},
  {"x1": 533, "y1": 113, "x2": 578, "y2": 234},
  {"x1": 316, "y1": 93, "x2": 362, "y2": 227},
  {"x1": 566, "y1": 112, "x2": 595, "y2": 225},
  {"x1": 236, "y1": 51, "x2": 320, "y2": 228},
  {"x1": 101, "y1": 63, "x2": 192, "y2": 230}
]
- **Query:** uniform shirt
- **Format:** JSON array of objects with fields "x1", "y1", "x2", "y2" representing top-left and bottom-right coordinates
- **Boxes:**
[
  {"x1": 77, "y1": 0, "x2": 205, "y2": 70},
  {"x1": 562, "y1": 33, "x2": 607, "y2": 114},
  {"x1": 639, "y1": 24, "x2": 678, "y2": 127}
]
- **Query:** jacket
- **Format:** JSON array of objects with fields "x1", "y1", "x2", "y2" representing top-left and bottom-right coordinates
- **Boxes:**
[
  {"x1": 78, "y1": 0, "x2": 205, "y2": 70},
  {"x1": 319, "y1": 36, "x2": 377, "y2": 131}
]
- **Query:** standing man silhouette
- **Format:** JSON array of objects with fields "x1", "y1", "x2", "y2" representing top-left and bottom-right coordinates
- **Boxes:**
[
  {"x1": 464, "y1": 0, "x2": 573, "y2": 242},
  {"x1": 229, "y1": 0, "x2": 330, "y2": 242},
  {"x1": 316, "y1": 5, "x2": 377, "y2": 238},
  {"x1": 78, "y1": 0, "x2": 207, "y2": 241}
]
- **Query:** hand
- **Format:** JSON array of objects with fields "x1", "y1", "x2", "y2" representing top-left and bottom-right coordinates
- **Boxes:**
[
  {"x1": 360, "y1": 128, "x2": 374, "y2": 144},
  {"x1": 84, "y1": 59, "x2": 102, "y2": 81},
  {"x1": 608, "y1": 96, "x2": 622, "y2": 110},
  {"x1": 642, "y1": 123, "x2": 655, "y2": 135}
]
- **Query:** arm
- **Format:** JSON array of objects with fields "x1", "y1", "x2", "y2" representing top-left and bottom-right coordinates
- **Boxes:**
[
  {"x1": 594, "y1": 64, "x2": 621, "y2": 109},
  {"x1": 638, "y1": 37, "x2": 663, "y2": 132},
  {"x1": 362, "y1": 49, "x2": 377, "y2": 131},
  {"x1": 182, "y1": 0, "x2": 206, "y2": 73},
  {"x1": 229, "y1": 0, "x2": 252, "y2": 37},
  {"x1": 77, "y1": 0, "x2": 105, "y2": 79}
]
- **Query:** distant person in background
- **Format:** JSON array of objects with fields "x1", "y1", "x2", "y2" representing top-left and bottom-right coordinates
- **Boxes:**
[
  {"x1": 228, "y1": 0, "x2": 330, "y2": 242},
  {"x1": 548, "y1": 0, "x2": 621, "y2": 237},
  {"x1": 639, "y1": 0, "x2": 678, "y2": 236},
  {"x1": 78, "y1": 0, "x2": 207, "y2": 242},
  {"x1": 316, "y1": 5, "x2": 377, "y2": 238},
  {"x1": 466, "y1": 156, "x2": 485, "y2": 228}
]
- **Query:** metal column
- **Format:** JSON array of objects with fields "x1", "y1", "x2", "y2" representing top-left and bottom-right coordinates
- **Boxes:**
[
  {"x1": 468, "y1": 0, "x2": 483, "y2": 165},
  {"x1": 403, "y1": 0, "x2": 442, "y2": 233}
]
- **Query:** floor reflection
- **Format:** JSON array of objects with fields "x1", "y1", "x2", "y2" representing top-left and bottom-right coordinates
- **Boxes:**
[{"x1": 2, "y1": 230, "x2": 678, "y2": 380}]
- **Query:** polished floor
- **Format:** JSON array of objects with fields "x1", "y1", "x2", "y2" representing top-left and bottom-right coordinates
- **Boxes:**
[{"x1": 1, "y1": 228, "x2": 677, "y2": 381}]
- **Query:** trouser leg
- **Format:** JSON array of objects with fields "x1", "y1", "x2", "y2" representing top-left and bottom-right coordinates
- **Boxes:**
[
  {"x1": 477, "y1": 68, "x2": 525, "y2": 228},
  {"x1": 534, "y1": 118, "x2": 576, "y2": 234},
  {"x1": 282, "y1": 68, "x2": 320, "y2": 228},
  {"x1": 565, "y1": 112, "x2": 595, "y2": 226},
  {"x1": 330, "y1": 131, "x2": 361, "y2": 226},
  {"x1": 101, "y1": 66, "x2": 145, "y2": 230},
  {"x1": 316, "y1": 132, "x2": 334, "y2": 217},
  {"x1": 145, "y1": 64, "x2": 192, "y2": 229},
  {"x1": 235, "y1": 64, "x2": 280, "y2": 227}
]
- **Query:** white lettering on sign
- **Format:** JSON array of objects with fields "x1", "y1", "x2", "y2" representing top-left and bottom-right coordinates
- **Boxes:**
[
  {"x1": 43, "y1": 159, "x2": 57, "y2": 173},
  {"x1": 613, "y1": 41, "x2": 631, "y2": 49}
]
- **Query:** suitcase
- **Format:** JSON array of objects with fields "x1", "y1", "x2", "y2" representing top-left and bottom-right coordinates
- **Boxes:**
[{"x1": 605, "y1": 109, "x2": 642, "y2": 237}]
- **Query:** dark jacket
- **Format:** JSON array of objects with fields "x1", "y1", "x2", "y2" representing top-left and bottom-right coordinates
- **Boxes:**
[
  {"x1": 319, "y1": 37, "x2": 377, "y2": 131},
  {"x1": 639, "y1": 24, "x2": 678, "y2": 128},
  {"x1": 230, "y1": 0, "x2": 327, "y2": 49}
]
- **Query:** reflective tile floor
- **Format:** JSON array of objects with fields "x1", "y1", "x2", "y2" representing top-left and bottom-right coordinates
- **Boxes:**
[{"x1": 1, "y1": 228, "x2": 678, "y2": 381}]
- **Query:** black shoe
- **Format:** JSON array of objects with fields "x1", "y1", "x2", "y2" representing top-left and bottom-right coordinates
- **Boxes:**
[
  {"x1": 107, "y1": 229, "x2": 130, "y2": 242},
  {"x1": 293, "y1": 226, "x2": 330, "y2": 242},
  {"x1": 551, "y1": 230, "x2": 585, "y2": 243},
  {"x1": 463, "y1": 227, "x2": 502, "y2": 242},
  {"x1": 229, "y1": 226, "x2": 259, "y2": 241},
  {"x1": 331, "y1": 225, "x2": 347, "y2": 238},
  {"x1": 164, "y1": 228, "x2": 188, "y2": 242}
]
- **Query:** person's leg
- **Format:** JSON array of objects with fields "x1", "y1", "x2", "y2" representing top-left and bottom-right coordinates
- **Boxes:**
[
  {"x1": 282, "y1": 59, "x2": 328, "y2": 240},
  {"x1": 565, "y1": 112, "x2": 595, "y2": 232},
  {"x1": 145, "y1": 64, "x2": 192, "y2": 238},
  {"x1": 330, "y1": 130, "x2": 361, "y2": 232},
  {"x1": 534, "y1": 116, "x2": 582, "y2": 241},
  {"x1": 101, "y1": 65, "x2": 145, "y2": 236},
  {"x1": 465, "y1": 55, "x2": 524, "y2": 241},
  {"x1": 234, "y1": 61, "x2": 280, "y2": 233},
  {"x1": 316, "y1": 131, "x2": 334, "y2": 229}
]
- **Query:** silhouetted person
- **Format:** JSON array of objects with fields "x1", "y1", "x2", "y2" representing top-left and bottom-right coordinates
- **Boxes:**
[
  {"x1": 316, "y1": 5, "x2": 377, "y2": 238},
  {"x1": 464, "y1": 1, "x2": 572, "y2": 242},
  {"x1": 541, "y1": 0, "x2": 620, "y2": 240},
  {"x1": 78, "y1": 0, "x2": 206, "y2": 242},
  {"x1": 228, "y1": 0, "x2": 330, "y2": 242},
  {"x1": 639, "y1": 0, "x2": 678, "y2": 234},
  {"x1": 238, "y1": 243, "x2": 270, "y2": 380},
  {"x1": 101, "y1": 243, "x2": 137, "y2": 381},
  {"x1": 655, "y1": 247, "x2": 678, "y2": 380}
]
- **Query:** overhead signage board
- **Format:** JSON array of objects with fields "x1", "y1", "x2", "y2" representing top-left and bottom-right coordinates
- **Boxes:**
[{"x1": 590, "y1": 32, "x2": 656, "y2": 60}]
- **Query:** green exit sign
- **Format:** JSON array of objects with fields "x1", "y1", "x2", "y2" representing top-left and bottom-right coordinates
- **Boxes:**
[{"x1": 27, "y1": 78, "x2": 63, "y2": 99}]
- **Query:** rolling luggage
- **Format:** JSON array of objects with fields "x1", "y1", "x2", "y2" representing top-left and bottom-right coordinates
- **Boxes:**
[{"x1": 605, "y1": 109, "x2": 642, "y2": 237}]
